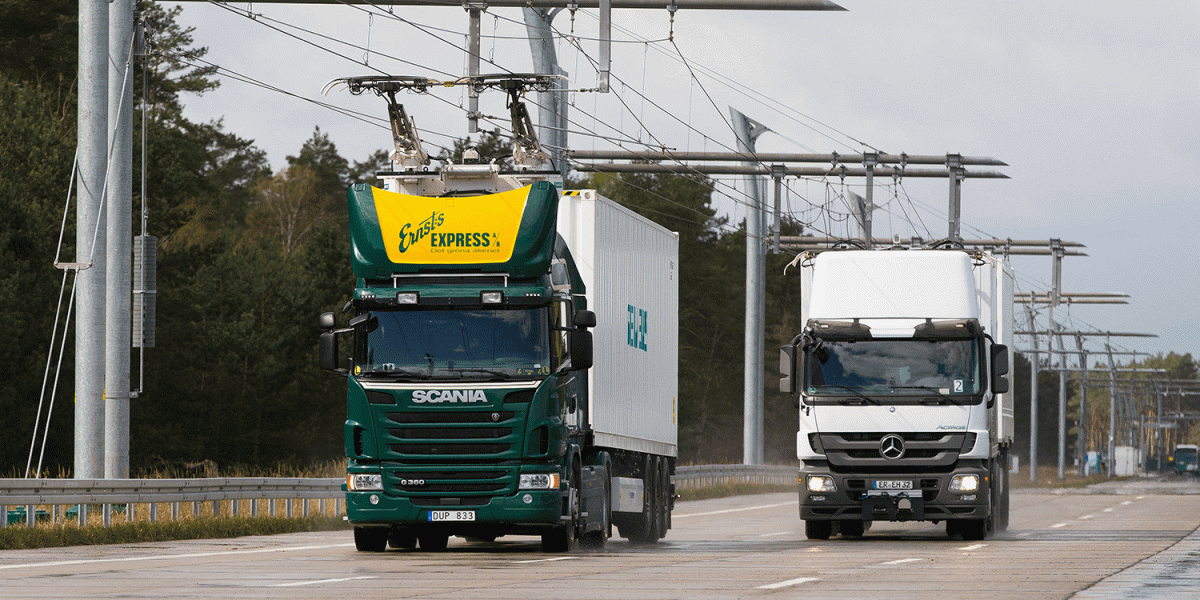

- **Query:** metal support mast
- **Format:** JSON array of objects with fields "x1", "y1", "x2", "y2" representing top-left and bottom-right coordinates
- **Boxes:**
[
  {"x1": 76, "y1": 0, "x2": 109, "y2": 481},
  {"x1": 522, "y1": 7, "x2": 570, "y2": 180},
  {"x1": 731, "y1": 108, "x2": 769, "y2": 465},
  {"x1": 105, "y1": 0, "x2": 136, "y2": 480}
]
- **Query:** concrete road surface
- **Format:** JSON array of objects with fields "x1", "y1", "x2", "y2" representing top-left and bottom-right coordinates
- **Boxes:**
[{"x1": 2, "y1": 476, "x2": 1198, "y2": 599}]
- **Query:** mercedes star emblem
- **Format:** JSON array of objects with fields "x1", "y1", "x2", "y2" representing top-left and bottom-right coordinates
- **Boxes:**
[{"x1": 879, "y1": 434, "x2": 906, "y2": 460}]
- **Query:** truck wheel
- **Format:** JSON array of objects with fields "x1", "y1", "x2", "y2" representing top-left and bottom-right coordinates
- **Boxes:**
[
  {"x1": 996, "y1": 453, "x2": 1011, "y2": 532},
  {"x1": 656, "y1": 455, "x2": 671, "y2": 540},
  {"x1": 804, "y1": 520, "x2": 832, "y2": 540},
  {"x1": 354, "y1": 527, "x2": 388, "y2": 552},
  {"x1": 418, "y1": 533, "x2": 449, "y2": 551},
  {"x1": 388, "y1": 530, "x2": 417, "y2": 549},
  {"x1": 957, "y1": 519, "x2": 988, "y2": 541},
  {"x1": 543, "y1": 466, "x2": 581, "y2": 553},
  {"x1": 624, "y1": 455, "x2": 658, "y2": 543},
  {"x1": 839, "y1": 520, "x2": 865, "y2": 538}
]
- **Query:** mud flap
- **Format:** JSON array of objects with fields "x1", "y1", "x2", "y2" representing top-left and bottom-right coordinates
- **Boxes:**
[
  {"x1": 579, "y1": 464, "x2": 608, "y2": 534},
  {"x1": 860, "y1": 494, "x2": 925, "y2": 522}
]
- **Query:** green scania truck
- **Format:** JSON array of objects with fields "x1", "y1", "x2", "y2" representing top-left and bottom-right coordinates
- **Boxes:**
[{"x1": 319, "y1": 75, "x2": 679, "y2": 552}]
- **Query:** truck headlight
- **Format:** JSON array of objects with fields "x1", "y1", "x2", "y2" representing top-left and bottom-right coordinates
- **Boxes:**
[
  {"x1": 807, "y1": 475, "x2": 836, "y2": 493},
  {"x1": 519, "y1": 473, "x2": 560, "y2": 490},
  {"x1": 949, "y1": 474, "x2": 980, "y2": 492},
  {"x1": 348, "y1": 474, "x2": 383, "y2": 491}
]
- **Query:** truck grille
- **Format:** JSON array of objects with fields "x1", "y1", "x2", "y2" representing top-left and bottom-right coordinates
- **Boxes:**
[
  {"x1": 390, "y1": 469, "x2": 509, "y2": 494},
  {"x1": 819, "y1": 432, "x2": 969, "y2": 469}
]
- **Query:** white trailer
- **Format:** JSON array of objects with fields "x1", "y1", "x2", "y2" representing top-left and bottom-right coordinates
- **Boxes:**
[{"x1": 558, "y1": 189, "x2": 680, "y2": 540}]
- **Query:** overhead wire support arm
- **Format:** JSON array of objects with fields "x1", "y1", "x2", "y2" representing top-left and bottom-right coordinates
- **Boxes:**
[{"x1": 232, "y1": 1, "x2": 846, "y2": 9}]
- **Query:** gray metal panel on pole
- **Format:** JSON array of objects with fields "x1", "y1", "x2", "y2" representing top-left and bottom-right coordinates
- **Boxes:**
[
  {"x1": 77, "y1": 0, "x2": 108, "y2": 481},
  {"x1": 106, "y1": 0, "x2": 135, "y2": 480},
  {"x1": 731, "y1": 108, "x2": 766, "y2": 466}
]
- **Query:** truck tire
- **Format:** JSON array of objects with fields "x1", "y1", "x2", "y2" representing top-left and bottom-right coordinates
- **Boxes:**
[
  {"x1": 623, "y1": 455, "x2": 658, "y2": 543},
  {"x1": 839, "y1": 520, "x2": 865, "y2": 538},
  {"x1": 805, "y1": 520, "x2": 832, "y2": 540},
  {"x1": 388, "y1": 530, "x2": 416, "y2": 549},
  {"x1": 996, "y1": 452, "x2": 1010, "y2": 532},
  {"x1": 543, "y1": 463, "x2": 581, "y2": 552},
  {"x1": 418, "y1": 533, "x2": 449, "y2": 551},
  {"x1": 354, "y1": 526, "x2": 388, "y2": 552},
  {"x1": 955, "y1": 519, "x2": 987, "y2": 541}
]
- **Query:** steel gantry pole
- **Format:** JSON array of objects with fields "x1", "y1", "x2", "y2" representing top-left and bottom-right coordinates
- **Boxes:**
[
  {"x1": 76, "y1": 0, "x2": 109, "y2": 481},
  {"x1": 105, "y1": 0, "x2": 136, "y2": 480},
  {"x1": 731, "y1": 108, "x2": 769, "y2": 465}
]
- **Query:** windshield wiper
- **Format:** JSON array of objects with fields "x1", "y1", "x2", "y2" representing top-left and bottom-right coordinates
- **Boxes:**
[
  {"x1": 821, "y1": 385, "x2": 879, "y2": 405},
  {"x1": 358, "y1": 367, "x2": 433, "y2": 379},
  {"x1": 445, "y1": 368, "x2": 511, "y2": 380}
]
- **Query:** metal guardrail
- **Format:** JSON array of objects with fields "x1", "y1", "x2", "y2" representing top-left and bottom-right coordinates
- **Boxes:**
[
  {"x1": 672, "y1": 465, "x2": 798, "y2": 490},
  {"x1": 0, "y1": 465, "x2": 798, "y2": 529}
]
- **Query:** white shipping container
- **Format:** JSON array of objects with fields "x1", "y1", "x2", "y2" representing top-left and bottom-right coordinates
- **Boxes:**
[{"x1": 557, "y1": 190, "x2": 679, "y2": 458}]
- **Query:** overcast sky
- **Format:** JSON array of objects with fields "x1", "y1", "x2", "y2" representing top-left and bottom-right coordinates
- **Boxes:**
[{"x1": 169, "y1": 1, "x2": 1199, "y2": 362}]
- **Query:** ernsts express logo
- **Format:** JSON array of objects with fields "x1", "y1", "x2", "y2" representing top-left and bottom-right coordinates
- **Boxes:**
[
  {"x1": 372, "y1": 186, "x2": 527, "y2": 264},
  {"x1": 411, "y1": 389, "x2": 488, "y2": 404},
  {"x1": 396, "y1": 211, "x2": 496, "y2": 255},
  {"x1": 397, "y1": 211, "x2": 444, "y2": 253}
]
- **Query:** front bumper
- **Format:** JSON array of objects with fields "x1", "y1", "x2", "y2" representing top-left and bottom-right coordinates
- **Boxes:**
[
  {"x1": 346, "y1": 489, "x2": 563, "y2": 535},
  {"x1": 799, "y1": 465, "x2": 990, "y2": 522}
]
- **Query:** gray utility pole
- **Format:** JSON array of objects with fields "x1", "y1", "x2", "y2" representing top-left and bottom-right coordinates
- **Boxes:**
[
  {"x1": 1025, "y1": 302, "x2": 1039, "y2": 482},
  {"x1": 1050, "y1": 239, "x2": 1064, "y2": 480},
  {"x1": 523, "y1": 8, "x2": 570, "y2": 180},
  {"x1": 76, "y1": 0, "x2": 109, "y2": 481},
  {"x1": 731, "y1": 108, "x2": 770, "y2": 465},
  {"x1": 106, "y1": 0, "x2": 136, "y2": 480}
]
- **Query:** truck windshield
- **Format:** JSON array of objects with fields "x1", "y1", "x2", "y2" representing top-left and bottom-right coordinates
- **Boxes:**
[
  {"x1": 355, "y1": 307, "x2": 551, "y2": 380},
  {"x1": 806, "y1": 338, "x2": 981, "y2": 400}
]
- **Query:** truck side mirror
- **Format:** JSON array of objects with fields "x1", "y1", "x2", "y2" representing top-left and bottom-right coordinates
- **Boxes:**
[
  {"x1": 570, "y1": 330, "x2": 593, "y2": 371},
  {"x1": 780, "y1": 345, "x2": 796, "y2": 395},
  {"x1": 319, "y1": 331, "x2": 339, "y2": 372},
  {"x1": 319, "y1": 311, "x2": 335, "y2": 330},
  {"x1": 780, "y1": 344, "x2": 802, "y2": 408},
  {"x1": 573, "y1": 310, "x2": 596, "y2": 328},
  {"x1": 990, "y1": 344, "x2": 1010, "y2": 395}
]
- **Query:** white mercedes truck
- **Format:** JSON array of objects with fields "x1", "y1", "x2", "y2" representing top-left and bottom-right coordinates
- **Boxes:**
[{"x1": 779, "y1": 246, "x2": 1014, "y2": 540}]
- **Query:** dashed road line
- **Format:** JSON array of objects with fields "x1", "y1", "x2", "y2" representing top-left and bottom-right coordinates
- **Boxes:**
[
  {"x1": 0, "y1": 543, "x2": 356, "y2": 571},
  {"x1": 879, "y1": 558, "x2": 923, "y2": 565},
  {"x1": 274, "y1": 576, "x2": 376, "y2": 588},
  {"x1": 514, "y1": 557, "x2": 577, "y2": 564},
  {"x1": 758, "y1": 577, "x2": 819, "y2": 589},
  {"x1": 673, "y1": 501, "x2": 797, "y2": 519},
  {"x1": 958, "y1": 544, "x2": 987, "y2": 551}
]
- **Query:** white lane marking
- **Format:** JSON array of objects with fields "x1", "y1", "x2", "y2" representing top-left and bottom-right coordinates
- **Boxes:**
[
  {"x1": 1051, "y1": 523, "x2": 1068, "y2": 528},
  {"x1": 1136, "y1": 496, "x2": 1145, "y2": 500},
  {"x1": 514, "y1": 557, "x2": 576, "y2": 564},
  {"x1": 880, "y1": 558, "x2": 922, "y2": 565},
  {"x1": 1122, "y1": 501, "x2": 1133, "y2": 506},
  {"x1": 1079, "y1": 515, "x2": 1094, "y2": 520},
  {"x1": 673, "y1": 501, "x2": 797, "y2": 519},
  {"x1": 757, "y1": 531, "x2": 790, "y2": 537},
  {"x1": 1018, "y1": 533, "x2": 1031, "y2": 537},
  {"x1": 958, "y1": 544, "x2": 987, "y2": 551},
  {"x1": 758, "y1": 577, "x2": 819, "y2": 589},
  {"x1": 274, "y1": 576, "x2": 376, "y2": 588},
  {"x1": 0, "y1": 543, "x2": 356, "y2": 571},
  {"x1": 1103, "y1": 508, "x2": 1114, "y2": 513}
]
